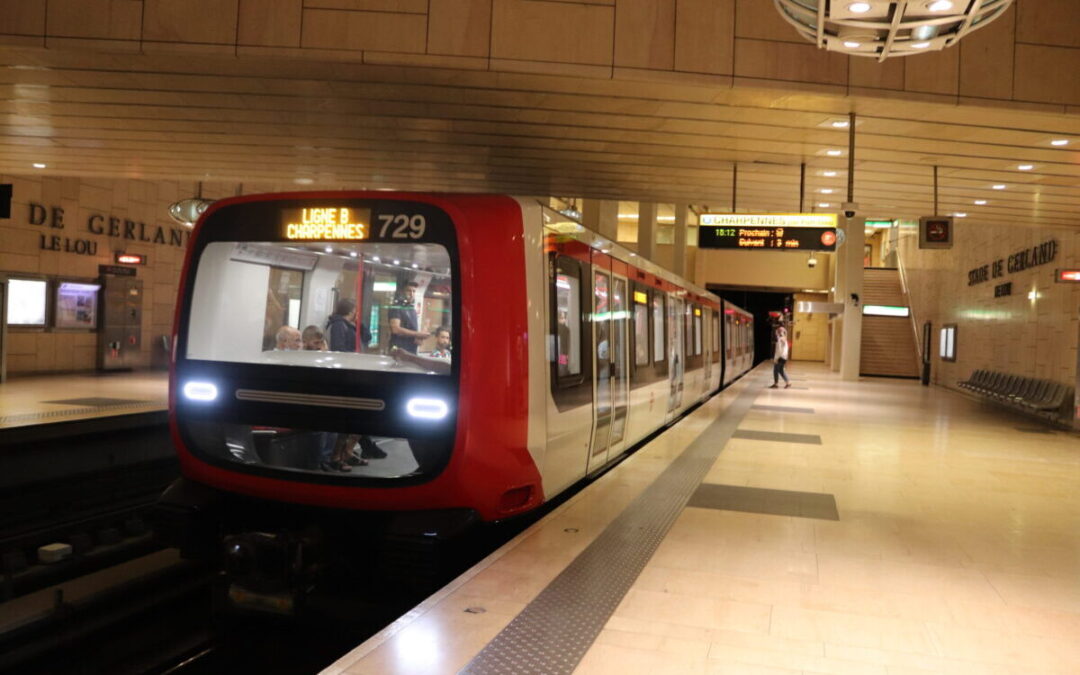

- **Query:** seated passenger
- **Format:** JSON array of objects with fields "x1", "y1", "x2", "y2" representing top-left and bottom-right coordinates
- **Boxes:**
[
  {"x1": 302, "y1": 325, "x2": 327, "y2": 352},
  {"x1": 325, "y1": 298, "x2": 372, "y2": 353},
  {"x1": 274, "y1": 325, "x2": 301, "y2": 351},
  {"x1": 429, "y1": 326, "x2": 452, "y2": 360}
]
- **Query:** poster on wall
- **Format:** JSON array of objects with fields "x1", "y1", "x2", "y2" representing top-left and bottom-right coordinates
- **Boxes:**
[
  {"x1": 55, "y1": 282, "x2": 100, "y2": 329},
  {"x1": 7, "y1": 278, "x2": 47, "y2": 326}
]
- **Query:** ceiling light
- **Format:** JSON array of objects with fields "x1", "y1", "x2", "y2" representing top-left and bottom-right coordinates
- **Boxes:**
[
  {"x1": 1050, "y1": 139, "x2": 1069, "y2": 146},
  {"x1": 911, "y1": 42, "x2": 931, "y2": 49},
  {"x1": 818, "y1": 203, "x2": 832, "y2": 208},
  {"x1": 1017, "y1": 164, "x2": 1034, "y2": 171},
  {"x1": 349, "y1": 251, "x2": 358, "y2": 257},
  {"x1": 820, "y1": 188, "x2": 834, "y2": 194},
  {"x1": 826, "y1": 149, "x2": 843, "y2": 156},
  {"x1": 372, "y1": 256, "x2": 381, "y2": 262},
  {"x1": 324, "y1": 246, "x2": 333, "y2": 253},
  {"x1": 294, "y1": 177, "x2": 314, "y2": 185},
  {"x1": 992, "y1": 184, "x2": 1006, "y2": 190},
  {"x1": 32, "y1": 163, "x2": 46, "y2": 169},
  {"x1": 393, "y1": 259, "x2": 401, "y2": 265},
  {"x1": 822, "y1": 170, "x2": 838, "y2": 177},
  {"x1": 776, "y1": 0, "x2": 1010, "y2": 59},
  {"x1": 831, "y1": 120, "x2": 850, "y2": 128},
  {"x1": 974, "y1": 200, "x2": 987, "y2": 205},
  {"x1": 953, "y1": 212, "x2": 967, "y2": 218}
]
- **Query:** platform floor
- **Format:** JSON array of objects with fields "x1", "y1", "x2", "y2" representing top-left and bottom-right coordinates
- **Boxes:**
[
  {"x1": 325, "y1": 362, "x2": 1080, "y2": 675},
  {"x1": 0, "y1": 371, "x2": 168, "y2": 429}
]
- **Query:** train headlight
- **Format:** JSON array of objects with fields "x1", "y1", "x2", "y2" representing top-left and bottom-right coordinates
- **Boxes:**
[
  {"x1": 183, "y1": 381, "x2": 218, "y2": 402},
  {"x1": 406, "y1": 397, "x2": 448, "y2": 420}
]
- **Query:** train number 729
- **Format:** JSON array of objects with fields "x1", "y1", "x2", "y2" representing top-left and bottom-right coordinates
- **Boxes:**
[{"x1": 376, "y1": 214, "x2": 427, "y2": 239}]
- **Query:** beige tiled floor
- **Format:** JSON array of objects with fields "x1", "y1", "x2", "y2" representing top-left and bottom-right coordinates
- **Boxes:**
[
  {"x1": 325, "y1": 363, "x2": 1080, "y2": 675},
  {"x1": 0, "y1": 370, "x2": 168, "y2": 428}
]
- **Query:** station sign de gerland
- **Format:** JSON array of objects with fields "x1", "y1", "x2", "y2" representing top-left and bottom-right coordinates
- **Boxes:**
[
  {"x1": 23, "y1": 202, "x2": 191, "y2": 257},
  {"x1": 967, "y1": 239, "x2": 1058, "y2": 298}
]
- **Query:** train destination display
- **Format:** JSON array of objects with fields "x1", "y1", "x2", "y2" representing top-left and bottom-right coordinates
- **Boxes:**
[
  {"x1": 698, "y1": 213, "x2": 838, "y2": 251},
  {"x1": 283, "y1": 207, "x2": 371, "y2": 241}
]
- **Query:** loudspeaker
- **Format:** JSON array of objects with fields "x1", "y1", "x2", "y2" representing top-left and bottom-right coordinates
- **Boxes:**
[{"x1": 0, "y1": 184, "x2": 11, "y2": 219}]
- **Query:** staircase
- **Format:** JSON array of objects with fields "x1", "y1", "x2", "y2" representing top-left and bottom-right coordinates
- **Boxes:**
[{"x1": 860, "y1": 268, "x2": 920, "y2": 378}]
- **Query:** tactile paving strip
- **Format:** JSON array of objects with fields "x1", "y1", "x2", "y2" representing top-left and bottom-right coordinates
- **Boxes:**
[
  {"x1": 0, "y1": 401, "x2": 160, "y2": 426},
  {"x1": 459, "y1": 375, "x2": 764, "y2": 675}
]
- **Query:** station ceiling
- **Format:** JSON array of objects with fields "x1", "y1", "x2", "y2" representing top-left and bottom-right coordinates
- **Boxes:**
[{"x1": 1, "y1": 47, "x2": 1078, "y2": 229}]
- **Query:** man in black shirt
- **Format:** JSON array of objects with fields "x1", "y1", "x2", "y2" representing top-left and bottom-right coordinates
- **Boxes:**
[{"x1": 388, "y1": 280, "x2": 429, "y2": 354}]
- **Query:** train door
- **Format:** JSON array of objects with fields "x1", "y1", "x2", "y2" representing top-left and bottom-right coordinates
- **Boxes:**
[
  {"x1": 666, "y1": 294, "x2": 685, "y2": 421},
  {"x1": 587, "y1": 268, "x2": 614, "y2": 474},
  {"x1": 607, "y1": 275, "x2": 630, "y2": 455}
]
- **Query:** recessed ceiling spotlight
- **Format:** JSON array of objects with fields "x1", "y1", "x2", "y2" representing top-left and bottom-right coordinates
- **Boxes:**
[
  {"x1": 843, "y1": 41, "x2": 862, "y2": 49},
  {"x1": 992, "y1": 184, "x2": 1006, "y2": 190},
  {"x1": 393, "y1": 259, "x2": 401, "y2": 265},
  {"x1": 324, "y1": 246, "x2": 333, "y2": 253},
  {"x1": 372, "y1": 256, "x2": 381, "y2": 262},
  {"x1": 820, "y1": 188, "x2": 834, "y2": 194},
  {"x1": 826, "y1": 149, "x2": 843, "y2": 156},
  {"x1": 32, "y1": 162, "x2": 46, "y2": 169},
  {"x1": 1050, "y1": 139, "x2": 1069, "y2": 146},
  {"x1": 911, "y1": 42, "x2": 931, "y2": 49},
  {"x1": 818, "y1": 202, "x2": 832, "y2": 208},
  {"x1": 831, "y1": 120, "x2": 850, "y2": 128},
  {"x1": 974, "y1": 200, "x2": 987, "y2": 205},
  {"x1": 953, "y1": 212, "x2": 967, "y2": 218},
  {"x1": 927, "y1": 0, "x2": 953, "y2": 11},
  {"x1": 411, "y1": 263, "x2": 419, "y2": 269},
  {"x1": 1017, "y1": 164, "x2": 1034, "y2": 171},
  {"x1": 294, "y1": 177, "x2": 314, "y2": 185},
  {"x1": 848, "y1": 2, "x2": 872, "y2": 13},
  {"x1": 349, "y1": 251, "x2": 358, "y2": 257},
  {"x1": 822, "y1": 170, "x2": 838, "y2": 177}
]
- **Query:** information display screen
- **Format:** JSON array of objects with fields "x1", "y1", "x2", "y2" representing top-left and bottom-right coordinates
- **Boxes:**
[
  {"x1": 698, "y1": 214, "x2": 837, "y2": 251},
  {"x1": 281, "y1": 207, "x2": 371, "y2": 241}
]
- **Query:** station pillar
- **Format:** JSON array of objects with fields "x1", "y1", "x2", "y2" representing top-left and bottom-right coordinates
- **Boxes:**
[
  {"x1": 637, "y1": 202, "x2": 657, "y2": 261},
  {"x1": 672, "y1": 203, "x2": 689, "y2": 277},
  {"x1": 839, "y1": 215, "x2": 865, "y2": 381},
  {"x1": 582, "y1": 200, "x2": 619, "y2": 242}
]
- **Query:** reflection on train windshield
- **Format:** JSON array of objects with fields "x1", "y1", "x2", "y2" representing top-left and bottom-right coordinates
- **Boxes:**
[
  {"x1": 186, "y1": 241, "x2": 454, "y2": 375},
  {"x1": 183, "y1": 421, "x2": 451, "y2": 479}
]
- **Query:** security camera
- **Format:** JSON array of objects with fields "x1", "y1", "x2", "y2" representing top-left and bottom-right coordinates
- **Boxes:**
[
  {"x1": 807, "y1": 256, "x2": 818, "y2": 269},
  {"x1": 842, "y1": 201, "x2": 859, "y2": 219}
]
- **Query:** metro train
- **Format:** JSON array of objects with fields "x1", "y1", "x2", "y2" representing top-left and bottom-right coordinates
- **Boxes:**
[{"x1": 155, "y1": 192, "x2": 753, "y2": 602}]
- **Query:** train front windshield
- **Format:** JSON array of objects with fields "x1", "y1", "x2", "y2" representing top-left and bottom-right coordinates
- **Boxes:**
[{"x1": 175, "y1": 200, "x2": 459, "y2": 484}]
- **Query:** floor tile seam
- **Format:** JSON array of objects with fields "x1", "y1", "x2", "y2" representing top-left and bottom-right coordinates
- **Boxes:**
[{"x1": 459, "y1": 372, "x2": 767, "y2": 674}]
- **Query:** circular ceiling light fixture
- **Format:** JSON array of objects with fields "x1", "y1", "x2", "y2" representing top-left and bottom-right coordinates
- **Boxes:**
[{"x1": 774, "y1": 0, "x2": 1014, "y2": 60}]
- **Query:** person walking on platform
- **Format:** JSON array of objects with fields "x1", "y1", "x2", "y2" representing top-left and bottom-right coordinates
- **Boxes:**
[{"x1": 770, "y1": 325, "x2": 791, "y2": 389}]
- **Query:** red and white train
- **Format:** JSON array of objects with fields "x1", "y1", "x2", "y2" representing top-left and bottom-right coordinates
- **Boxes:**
[{"x1": 156, "y1": 193, "x2": 753, "y2": 591}]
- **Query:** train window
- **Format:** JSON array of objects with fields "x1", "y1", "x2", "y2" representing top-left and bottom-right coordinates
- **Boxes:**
[
  {"x1": 554, "y1": 258, "x2": 582, "y2": 379},
  {"x1": 633, "y1": 290, "x2": 650, "y2": 366},
  {"x1": 712, "y1": 314, "x2": 720, "y2": 352},
  {"x1": 652, "y1": 293, "x2": 665, "y2": 363},
  {"x1": 185, "y1": 241, "x2": 454, "y2": 375}
]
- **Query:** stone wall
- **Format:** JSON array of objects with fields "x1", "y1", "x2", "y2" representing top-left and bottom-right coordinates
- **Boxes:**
[
  {"x1": 899, "y1": 221, "x2": 1080, "y2": 391},
  {"x1": 0, "y1": 174, "x2": 273, "y2": 374}
]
